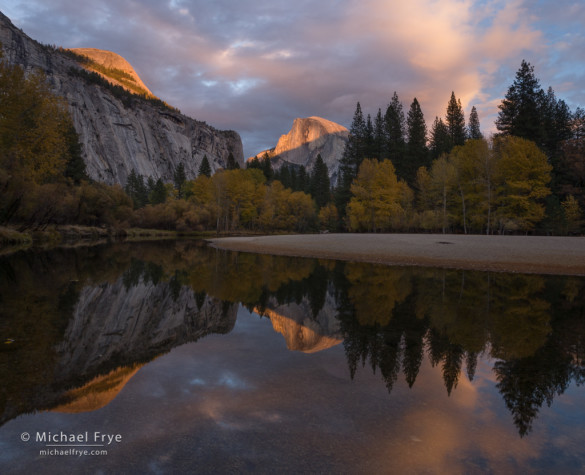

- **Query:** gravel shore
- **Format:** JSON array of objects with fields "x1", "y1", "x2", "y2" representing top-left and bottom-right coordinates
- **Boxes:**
[{"x1": 209, "y1": 233, "x2": 585, "y2": 275}]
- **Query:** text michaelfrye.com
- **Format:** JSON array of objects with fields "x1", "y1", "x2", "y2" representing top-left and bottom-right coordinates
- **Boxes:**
[{"x1": 19, "y1": 431, "x2": 122, "y2": 457}]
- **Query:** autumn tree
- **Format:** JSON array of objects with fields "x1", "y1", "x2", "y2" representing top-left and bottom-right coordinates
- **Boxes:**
[
  {"x1": 493, "y1": 136, "x2": 552, "y2": 233},
  {"x1": 449, "y1": 139, "x2": 492, "y2": 233},
  {"x1": 347, "y1": 159, "x2": 410, "y2": 232},
  {"x1": 0, "y1": 63, "x2": 71, "y2": 183}
]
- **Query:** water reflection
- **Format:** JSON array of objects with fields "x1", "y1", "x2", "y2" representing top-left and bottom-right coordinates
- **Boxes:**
[{"x1": 1, "y1": 240, "x2": 584, "y2": 439}]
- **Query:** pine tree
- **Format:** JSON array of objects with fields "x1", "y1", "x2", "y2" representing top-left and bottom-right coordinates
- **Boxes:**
[
  {"x1": 429, "y1": 117, "x2": 451, "y2": 159},
  {"x1": 173, "y1": 162, "x2": 186, "y2": 198},
  {"x1": 446, "y1": 91, "x2": 466, "y2": 148},
  {"x1": 226, "y1": 151, "x2": 240, "y2": 170},
  {"x1": 496, "y1": 60, "x2": 544, "y2": 145},
  {"x1": 373, "y1": 108, "x2": 386, "y2": 160},
  {"x1": 336, "y1": 102, "x2": 367, "y2": 217},
  {"x1": 276, "y1": 164, "x2": 292, "y2": 189},
  {"x1": 149, "y1": 178, "x2": 167, "y2": 204},
  {"x1": 541, "y1": 87, "x2": 573, "y2": 160},
  {"x1": 365, "y1": 113, "x2": 374, "y2": 159},
  {"x1": 298, "y1": 165, "x2": 309, "y2": 193},
  {"x1": 385, "y1": 92, "x2": 406, "y2": 171},
  {"x1": 405, "y1": 97, "x2": 429, "y2": 185},
  {"x1": 468, "y1": 106, "x2": 483, "y2": 140},
  {"x1": 63, "y1": 120, "x2": 88, "y2": 184},
  {"x1": 125, "y1": 169, "x2": 148, "y2": 208},
  {"x1": 310, "y1": 154, "x2": 331, "y2": 208},
  {"x1": 261, "y1": 152, "x2": 274, "y2": 181},
  {"x1": 198, "y1": 154, "x2": 212, "y2": 177}
]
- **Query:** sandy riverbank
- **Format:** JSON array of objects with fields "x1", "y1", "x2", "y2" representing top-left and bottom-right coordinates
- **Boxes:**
[{"x1": 209, "y1": 233, "x2": 585, "y2": 275}]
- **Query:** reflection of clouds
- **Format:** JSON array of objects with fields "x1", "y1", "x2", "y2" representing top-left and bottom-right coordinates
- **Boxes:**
[
  {"x1": 218, "y1": 372, "x2": 250, "y2": 390},
  {"x1": 377, "y1": 358, "x2": 542, "y2": 474}
]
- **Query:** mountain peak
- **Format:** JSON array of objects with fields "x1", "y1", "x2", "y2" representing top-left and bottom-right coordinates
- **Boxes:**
[
  {"x1": 68, "y1": 47, "x2": 154, "y2": 97},
  {"x1": 250, "y1": 116, "x2": 348, "y2": 184}
]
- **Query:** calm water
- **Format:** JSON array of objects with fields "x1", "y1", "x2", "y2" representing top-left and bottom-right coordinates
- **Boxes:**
[{"x1": 0, "y1": 240, "x2": 584, "y2": 474}]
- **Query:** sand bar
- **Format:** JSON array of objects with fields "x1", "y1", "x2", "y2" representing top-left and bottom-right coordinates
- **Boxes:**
[{"x1": 209, "y1": 233, "x2": 585, "y2": 275}]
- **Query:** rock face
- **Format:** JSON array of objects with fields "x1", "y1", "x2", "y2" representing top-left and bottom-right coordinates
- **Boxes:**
[
  {"x1": 69, "y1": 47, "x2": 155, "y2": 97},
  {"x1": 0, "y1": 12, "x2": 244, "y2": 185},
  {"x1": 250, "y1": 116, "x2": 348, "y2": 185}
]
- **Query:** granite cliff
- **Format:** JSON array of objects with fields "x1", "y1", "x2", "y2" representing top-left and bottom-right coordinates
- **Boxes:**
[
  {"x1": 0, "y1": 11, "x2": 244, "y2": 185},
  {"x1": 250, "y1": 116, "x2": 348, "y2": 185}
]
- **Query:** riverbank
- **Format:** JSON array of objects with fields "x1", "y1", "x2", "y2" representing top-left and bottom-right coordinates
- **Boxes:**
[
  {"x1": 0, "y1": 225, "x2": 212, "y2": 255},
  {"x1": 209, "y1": 233, "x2": 585, "y2": 275}
]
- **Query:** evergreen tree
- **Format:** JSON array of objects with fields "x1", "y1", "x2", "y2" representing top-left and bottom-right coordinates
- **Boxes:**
[
  {"x1": 405, "y1": 97, "x2": 429, "y2": 185},
  {"x1": 173, "y1": 162, "x2": 186, "y2": 198},
  {"x1": 277, "y1": 164, "x2": 292, "y2": 189},
  {"x1": 125, "y1": 169, "x2": 148, "y2": 208},
  {"x1": 336, "y1": 102, "x2": 367, "y2": 217},
  {"x1": 385, "y1": 92, "x2": 406, "y2": 172},
  {"x1": 297, "y1": 165, "x2": 309, "y2": 193},
  {"x1": 373, "y1": 108, "x2": 386, "y2": 160},
  {"x1": 310, "y1": 154, "x2": 331, "y2": 208},
  {"x1": 429, "y1": 117, "x2": 451, "y2": 159},
  {"x1": 496, "y1": 60, "x2": 545, "y2": 145},
  {"x1": 226, "y1": 151, "x2": 240, "y2": 170},
  {"x1": 149, "y1": 178, "x2": 167, "y2": 204},
  {"x1": 289, "y1": 166, "x2": 298, "y2": 191},
  {"x1": 198, "y1": 154, "x2": 212, "y2": 177},
  {"x1": 365, "y1": 113, "x2": 375, "y2": 159},
  {"x1": 63, "y1": 120, "x2": 88, "y2": 184},
  {"x1": 446, "y1": 91, "x2": 466, "y2": 148},
  {"x1": 468, "y1": 106, "x2": 483, "y2": 140},
  {"x1": 261, "y1": 152, "x2": 274, "y2": 181},
  {"x1": 541, "y1": 87, "x2": 573, "y2": 162}
]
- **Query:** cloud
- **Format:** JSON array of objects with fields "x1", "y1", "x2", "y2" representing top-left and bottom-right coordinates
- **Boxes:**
[{"x1": 4, "y1": 0, "x2": 581, "y2": 156}]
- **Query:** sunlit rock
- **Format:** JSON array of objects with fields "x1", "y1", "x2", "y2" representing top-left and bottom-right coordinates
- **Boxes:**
[
  {"x1": 0, "y1": 12, "x2": 244, "y2": 185},
  {"x1": 249, "y1": 116, "x2": 349, "y2": 185}
]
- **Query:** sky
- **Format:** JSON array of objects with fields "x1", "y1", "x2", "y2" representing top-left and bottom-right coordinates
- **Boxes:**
[{"x1": 2, "y1": 0, "x2": 585, "y2": 158}]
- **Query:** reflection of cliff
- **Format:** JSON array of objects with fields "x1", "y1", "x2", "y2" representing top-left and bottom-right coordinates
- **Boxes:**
[
  {"x1": 259, "y1": 292, "x2": 342, "y2": 353},
  {"x1": 55, "y1": 276, "x2": 236, "y2": 378},
  {"x1": 0, "y1": 249, "x2": 238, "y2": 426},
  {"x1": 51, "y1": 365, "x2": 143, "y2": 413}
]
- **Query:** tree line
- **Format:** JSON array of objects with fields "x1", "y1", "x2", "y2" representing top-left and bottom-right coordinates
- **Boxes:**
[
  {"x1": 334, "y1": 60, "x2": 583, "y2": 234},
  {"x1": 1, "y1": 51, "x2": 583, "y2": 236}
]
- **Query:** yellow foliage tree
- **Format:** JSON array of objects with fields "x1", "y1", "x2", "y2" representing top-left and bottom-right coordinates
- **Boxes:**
[
  {"x1": 0, "y1": 64, "x2": 71, "y2": 184},
  {"x1": 493, "y1": 136, "x2": 552, "y2": 233},
  {"x1": 347, "y1": 159, "x2": 410, "y2": 232}
]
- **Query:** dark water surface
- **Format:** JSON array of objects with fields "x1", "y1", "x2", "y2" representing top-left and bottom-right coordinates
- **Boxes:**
[{"x1": 0, "y1": 240, "x2": 584, "y2": 474}]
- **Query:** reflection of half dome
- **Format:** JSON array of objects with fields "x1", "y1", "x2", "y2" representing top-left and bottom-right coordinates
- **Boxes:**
[
  {"x1": 51, "y1": 364, "x2": 143, "y2": 414},
  {"x1": 258, "y1": 306, "x2": 342, "y2": 354}
]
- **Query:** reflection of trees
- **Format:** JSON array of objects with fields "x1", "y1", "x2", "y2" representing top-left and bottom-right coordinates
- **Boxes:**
[
  {"x1": 337, "y1": 263, "x2": 585, "y2": 436},
  {"x1": 2, "y1": 241, "x2": 585, "y2": 438}
]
